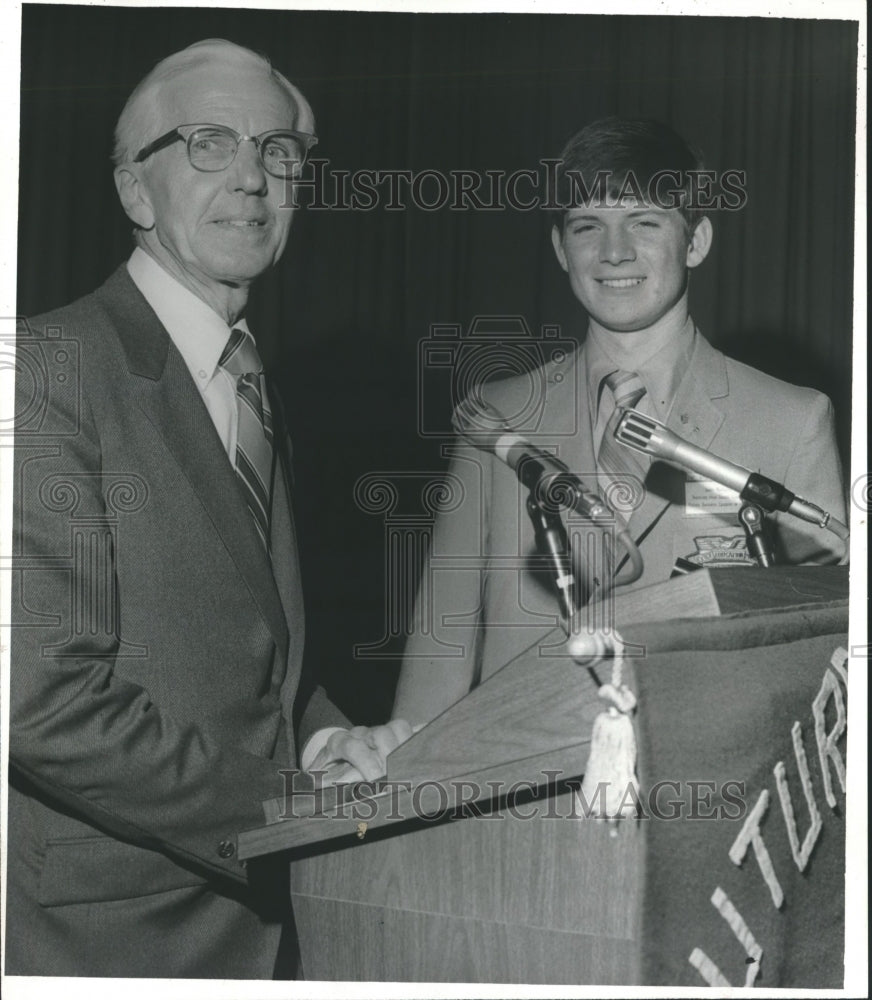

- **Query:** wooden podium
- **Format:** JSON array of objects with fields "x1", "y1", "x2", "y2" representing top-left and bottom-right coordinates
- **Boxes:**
[{"x1": 239, "y1": 566, "x2": 849, "y2": 985}]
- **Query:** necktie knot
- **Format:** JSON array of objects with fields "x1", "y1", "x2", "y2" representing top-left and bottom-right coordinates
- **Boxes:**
[
  {"x1": 220, "y1": 327, "x2": 263, "y2": 379},
  {"x1": 596, "y1": 369, "x2": 648, "y2": 513},
  {"x1": 603, "y1": 369, "x2": 646, "y2": 411}
]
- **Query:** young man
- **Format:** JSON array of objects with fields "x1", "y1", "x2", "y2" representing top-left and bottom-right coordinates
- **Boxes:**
[{"x1": 393, "y1": 117, "x2": 846, "y2": 726}]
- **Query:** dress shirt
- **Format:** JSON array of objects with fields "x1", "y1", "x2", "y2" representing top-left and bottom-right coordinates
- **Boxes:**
[
  {"x1": 127, "y1": 247, "x2": 252, "y2": 462},
  {"x1": 586, "y1": 315, "x2": 696, "y2": 453}
]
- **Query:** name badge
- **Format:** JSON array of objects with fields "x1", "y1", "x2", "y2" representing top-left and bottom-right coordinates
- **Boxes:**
[{"x1": 684, "y1": 474, "x2": 741, "y2": 516}]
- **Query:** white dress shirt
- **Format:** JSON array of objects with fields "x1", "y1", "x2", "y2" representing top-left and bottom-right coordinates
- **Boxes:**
[{"x1": 127, "y1": 247, "x2": 252, "y2": 461}]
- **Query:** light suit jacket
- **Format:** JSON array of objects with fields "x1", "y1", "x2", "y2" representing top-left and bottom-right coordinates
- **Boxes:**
[
  {"x1": 7, "y1": 266, "x2": 343, "y2": 978},
  {"x1": 394, "y1": 330, "x2": 846, "y2": 724}
]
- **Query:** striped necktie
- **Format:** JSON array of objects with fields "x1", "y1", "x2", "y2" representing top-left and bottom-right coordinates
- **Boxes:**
[
  {"x1": 596, "y1": 370, "x2": 648, "y2": 487},
  {"x1": 219, "y1": 328, "x2": 274, "y2": 551}
]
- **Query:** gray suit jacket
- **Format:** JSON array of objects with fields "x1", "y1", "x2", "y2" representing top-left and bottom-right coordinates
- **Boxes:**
[
  {"x1": 394, "y1": 330, "x2": 847, "y2": 724},
  {"x1": 7, "y1": 266, "x2": 343, "y2": 977}
]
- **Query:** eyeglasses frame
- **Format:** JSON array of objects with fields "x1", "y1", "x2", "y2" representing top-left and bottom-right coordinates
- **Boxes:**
[{"x1": 132, "y1": 123, "x2": 319, "y2": 177}]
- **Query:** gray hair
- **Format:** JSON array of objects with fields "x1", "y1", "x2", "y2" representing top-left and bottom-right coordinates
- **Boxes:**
[{"x1": 112, "y1": 38, "x2": 315, "y2": 166}]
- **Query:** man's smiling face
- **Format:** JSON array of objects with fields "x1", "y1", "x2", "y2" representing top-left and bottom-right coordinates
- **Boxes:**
[
  {"x1": 122, "y1": 59, "x2": 299, "y2": 311},
  {"x1": 551, "y1": 203, "x2": 710, "y2": 334}
]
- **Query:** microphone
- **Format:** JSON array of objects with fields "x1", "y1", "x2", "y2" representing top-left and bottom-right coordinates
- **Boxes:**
[
  {"x1": 614, "y1": 410, "x2": 849, "y2": 540},
  {"x1": 452, "y1": 397, "x2": 645, "y2": 589},
  {"x1": 451, "y1": 398, "x2": 614, "y2": 524}
]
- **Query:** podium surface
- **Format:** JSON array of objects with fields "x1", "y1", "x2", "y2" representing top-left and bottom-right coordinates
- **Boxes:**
[{"x1": 239, "y1": 567, "x2": 850, "y2": 985}]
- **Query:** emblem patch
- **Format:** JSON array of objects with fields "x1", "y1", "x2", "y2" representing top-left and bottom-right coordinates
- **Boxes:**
[{"x1": 682, "y1": 532, "x2": 756, "y2": 568}]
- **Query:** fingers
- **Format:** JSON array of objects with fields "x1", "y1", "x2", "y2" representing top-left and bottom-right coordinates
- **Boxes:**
[
  {"x1": 308, "y1": 736, "x2": 372, "y2": 782},
  {"x1": 308, "y1": 745, "x2": 342, "y2": 773},
  {"x1": 307, "y1": 731, "x2": 370, "y2": 776},
  {"x1": 308, "y1": 720, "x2": 417, "y2": 783},
  {"x1": 336, "y1": 727, "x2": 388, "y2": 782},
  {"x1": 369, "y1": 718, "x2": 413, "y2": 759}
]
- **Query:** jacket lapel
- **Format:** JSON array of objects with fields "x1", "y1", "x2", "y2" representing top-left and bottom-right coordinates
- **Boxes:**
[
  {"x1": 96, "y1": 266, "x2": 289, "y2": 653},
  {"x1": 553, "y1": 343, "x2": 597, "y2": 476},
  {"x1": 626, "y1": 329, "x2": 728, "y2": 542}
]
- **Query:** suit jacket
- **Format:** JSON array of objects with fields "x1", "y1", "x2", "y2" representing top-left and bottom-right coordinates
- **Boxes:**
[
  {"x1": 6, "y1": 266, "x2": 344, "y2": 977},
  {"x1": 393, "y1": 329, "x2": 847, "y2": 725}
]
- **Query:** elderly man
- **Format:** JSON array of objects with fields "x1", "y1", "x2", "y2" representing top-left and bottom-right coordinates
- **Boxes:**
[
  {"x1": 7, "y1": 39, "x2": 408, "y2": 979},
  {"x1": 393, "y1": 117, "x2": 847, "y2": 726}
]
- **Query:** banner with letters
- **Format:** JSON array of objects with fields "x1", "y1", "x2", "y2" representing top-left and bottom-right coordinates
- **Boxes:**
[{"x1": 633, "y1": 620, "x2": 848, "y2": 988}]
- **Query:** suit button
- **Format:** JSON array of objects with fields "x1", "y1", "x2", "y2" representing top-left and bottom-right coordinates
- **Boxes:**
[{"x1": 217, "y1": 840, "x2": 236, "y2": 859}]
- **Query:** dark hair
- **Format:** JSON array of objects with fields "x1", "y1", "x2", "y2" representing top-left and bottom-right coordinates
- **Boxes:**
[{"x1": 553, "y1": 117, "x2": 706, "y2": 230}]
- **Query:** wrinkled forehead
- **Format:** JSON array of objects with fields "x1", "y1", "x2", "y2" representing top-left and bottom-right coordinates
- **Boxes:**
[{"x1": 156, "y1": 59, "x2": 301, "y2": 131}]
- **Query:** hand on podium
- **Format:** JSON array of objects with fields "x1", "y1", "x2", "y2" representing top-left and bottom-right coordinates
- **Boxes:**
[{"x1": 304, "y1": 719, "x2": 414, "y2": 785}]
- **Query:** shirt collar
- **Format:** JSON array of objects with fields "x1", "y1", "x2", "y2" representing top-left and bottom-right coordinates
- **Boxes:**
[
  {"x1": 585, "y1": 315, "x2": 696, "y2": 421},
  {"x1": 126, "y1": 247, "x2": 251, "y2": 385}
]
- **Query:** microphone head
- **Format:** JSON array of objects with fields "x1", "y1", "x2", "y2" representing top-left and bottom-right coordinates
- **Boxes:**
[{"x1": 614, "y1": 409, "x2": 663, "y2": 455}]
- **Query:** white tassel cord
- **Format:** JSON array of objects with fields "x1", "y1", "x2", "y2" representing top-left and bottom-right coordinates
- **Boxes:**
[{"x1": 570, "y1": 633, "x2": 641, "y2": 829}]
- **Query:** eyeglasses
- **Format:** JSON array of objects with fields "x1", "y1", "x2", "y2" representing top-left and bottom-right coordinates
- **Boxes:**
[{"x1": 133, "y1": 123, "x2": 319, "y2": 178}]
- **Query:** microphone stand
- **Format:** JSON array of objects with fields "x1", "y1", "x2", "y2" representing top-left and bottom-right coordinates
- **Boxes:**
[
  {"x1": 525, "y1": 491, "x2": 605, "y2": 688},
  {"x1": 525, "y1": 492, "x2": 578, "y2": 622},
  {"x1": 738, "y1": 501, "x2": 775, "y2": 568}
]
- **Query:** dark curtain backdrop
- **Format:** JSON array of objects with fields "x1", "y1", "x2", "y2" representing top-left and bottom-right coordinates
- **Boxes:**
[{"x1": 18, "y1": 6, "x2": 858, "y2": 722}]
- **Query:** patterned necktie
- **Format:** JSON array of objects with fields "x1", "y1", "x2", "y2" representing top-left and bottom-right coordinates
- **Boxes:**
[
  {"x1": 219, "y1": 328, "x2": 274, "y2": 551},
  {"x1": 596, "y1": 370, "x2": 648, "y2": 487}
]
